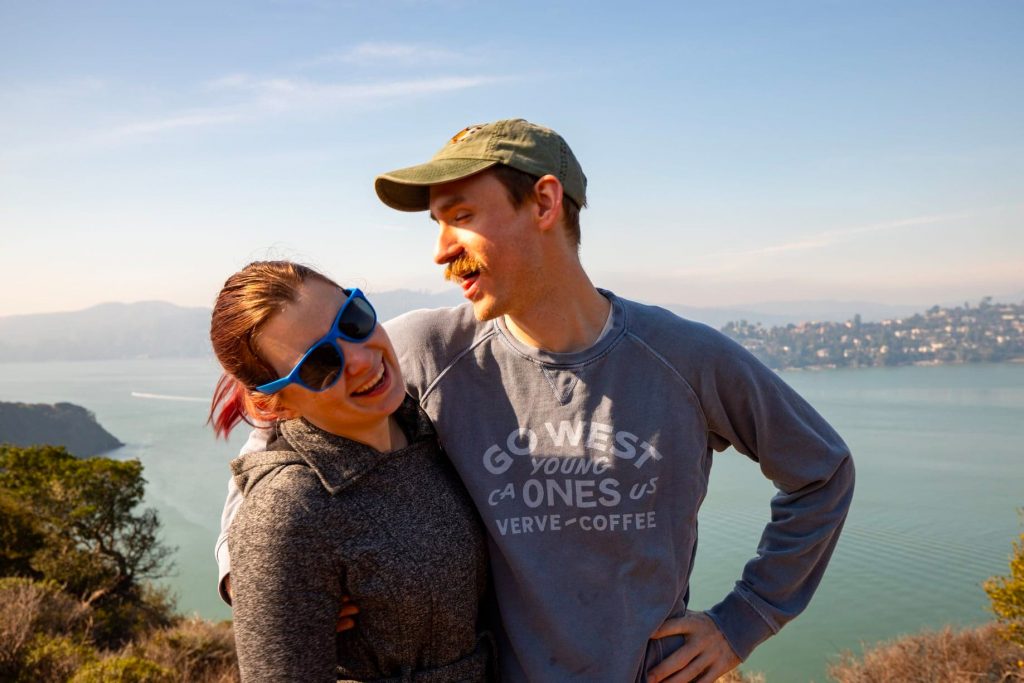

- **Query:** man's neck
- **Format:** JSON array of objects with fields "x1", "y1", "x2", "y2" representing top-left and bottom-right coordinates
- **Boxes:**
[{"x1": 503, "y1": 274, "x2": 611, "y2": 354}]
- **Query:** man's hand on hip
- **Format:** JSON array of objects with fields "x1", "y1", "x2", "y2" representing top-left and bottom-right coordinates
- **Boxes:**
[{"x1": 647, "y1": 610, "x2": 741, "y2": 683}]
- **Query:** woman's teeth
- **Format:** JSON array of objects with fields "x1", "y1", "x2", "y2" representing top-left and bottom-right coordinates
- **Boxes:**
[{"x1": 352, "y1": 363, "x2": 385, "y2": 395}]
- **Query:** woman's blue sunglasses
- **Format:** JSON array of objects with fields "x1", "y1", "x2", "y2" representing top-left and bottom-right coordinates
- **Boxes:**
[{"x1": 255, "y1": 288, "x2": 377, "y2": 395}]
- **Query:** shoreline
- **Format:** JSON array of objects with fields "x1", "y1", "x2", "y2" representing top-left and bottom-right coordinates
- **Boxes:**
[{"x1": 775, "y1": 357, "x2": 1024, "y2": 372}]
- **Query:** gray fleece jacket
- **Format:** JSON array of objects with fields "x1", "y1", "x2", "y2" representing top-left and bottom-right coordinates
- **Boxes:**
[{"x1": 229, "y1": 397, "x2": 490, "y2": 682}]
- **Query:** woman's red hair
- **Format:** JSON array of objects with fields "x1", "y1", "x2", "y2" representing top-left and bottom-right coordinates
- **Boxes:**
[{"x1": 207, "y1": 261, "x2": 340, "y2": 438}]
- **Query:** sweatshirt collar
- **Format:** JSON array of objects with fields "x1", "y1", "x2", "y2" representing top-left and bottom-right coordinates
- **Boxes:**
[{"x1": 492, "y1": 289, "x2": 626, "y2": 367}]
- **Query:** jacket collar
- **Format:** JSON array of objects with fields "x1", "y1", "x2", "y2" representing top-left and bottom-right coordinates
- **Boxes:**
[{"x1": 231, "y1": 395, "x2": 436, "y2": 497}]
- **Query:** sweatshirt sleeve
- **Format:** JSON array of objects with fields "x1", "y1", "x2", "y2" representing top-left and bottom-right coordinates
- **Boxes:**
[
  {"x1": 230, "y1": 482, "x2": 343, "y2": 683},
  {"x1": 214, "y1": 426, "x2": 272, "y2": 605},
  {"x1": 692, "y1": 329, "x2": 855, "y2": 660}
]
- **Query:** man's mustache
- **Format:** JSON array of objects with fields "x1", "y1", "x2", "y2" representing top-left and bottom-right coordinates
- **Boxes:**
[{"x1": 444, "y1": 254, "x2": 485, "y2": 282}]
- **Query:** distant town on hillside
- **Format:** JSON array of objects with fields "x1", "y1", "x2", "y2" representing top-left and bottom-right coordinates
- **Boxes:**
[{"x1": 722, "y1": 298, "x2": 1024, "y2": 370}]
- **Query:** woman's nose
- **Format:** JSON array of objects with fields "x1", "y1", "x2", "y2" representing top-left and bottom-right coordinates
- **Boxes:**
[{"x1": 340, "y1": 338, "x2": 376, "y2": 377}]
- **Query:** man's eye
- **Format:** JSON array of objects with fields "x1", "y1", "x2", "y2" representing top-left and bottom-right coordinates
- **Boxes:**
[{"x1": 454, "y1": 213, "x2": 471, "y2": 222}]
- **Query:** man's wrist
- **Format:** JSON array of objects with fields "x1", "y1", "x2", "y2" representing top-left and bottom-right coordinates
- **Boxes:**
[{"x1": 705, "y1": 591, "x2": 775, "y2": 661}]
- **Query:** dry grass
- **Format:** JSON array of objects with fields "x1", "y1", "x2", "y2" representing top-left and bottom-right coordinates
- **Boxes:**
[
  {"x1": 721, "y1": 668, "x2": 766, "y2": 682},
  {"x1": 0, "y1": 578, "x2": 238, "y2": 682},
  {"x1": 828, "y1": 623, "x2": 1024, "y2": 683},
  {"x1": 0, "y1": 577, "x2": 90, "y2": 674},
  {"x1": 125, "y1": 616, "x2": 239, "y2": 683}
]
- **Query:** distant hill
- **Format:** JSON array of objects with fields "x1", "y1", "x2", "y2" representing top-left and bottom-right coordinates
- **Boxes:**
[
  {"x1": 0, "y1": 301, "x2": 211, "y2": 362},
  {"x1": 0, "y1": 401, "x2": 123, "y2": 457},
  {"x1": 3, "y1": 291, "x2": 1015, "y2": 362},
  {"x1": 0, "y1": 291, "x2": 465, "y2": 363},
  {"x1": 364, "y1": 288, "x2": 465, "y2": 322}
]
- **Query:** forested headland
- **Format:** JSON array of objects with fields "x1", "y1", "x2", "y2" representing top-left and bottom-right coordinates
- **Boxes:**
[{"x1": 0, "y1": 402, "x2": 123, "y2": 457}]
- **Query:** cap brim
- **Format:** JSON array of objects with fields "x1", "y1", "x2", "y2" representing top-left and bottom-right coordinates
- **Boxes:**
[{"x1": 374, "y1": 158, "x2": 498, "y2": 212}]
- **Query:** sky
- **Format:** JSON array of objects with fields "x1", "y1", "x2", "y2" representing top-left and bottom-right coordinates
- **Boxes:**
[{"x1": 2, "y1": 0, "x2": 1022, "y2": 317}]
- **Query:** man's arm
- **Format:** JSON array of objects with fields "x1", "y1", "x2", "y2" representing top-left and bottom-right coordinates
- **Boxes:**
[
  {"x1": 651, "y1": 325, "x2": 855, "y2": 681},
  {"x1": 215, "y1": 426, "x2": 271, "y2": 604},
  {"x1": 650, "y1": 454, "x2": 854, "y2": 681},
  {"x1": 700, "y1": 349, "x2": 855, "y2": 661}
]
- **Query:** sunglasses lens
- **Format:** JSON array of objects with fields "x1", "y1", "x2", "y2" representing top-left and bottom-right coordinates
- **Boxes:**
[
  {"x1": 297, "y1": 343, "x2": 344, "y2": 390},
  {"x1": 338, "y1": 296, "x2": 376, "y2": 340}
]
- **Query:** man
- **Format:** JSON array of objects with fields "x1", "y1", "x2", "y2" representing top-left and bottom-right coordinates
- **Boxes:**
[{"x1": 217, "y1": 119, "x2": 854, "y2": 682}]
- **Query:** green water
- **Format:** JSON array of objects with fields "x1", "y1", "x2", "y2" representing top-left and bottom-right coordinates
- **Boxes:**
[{"x1": 1, "y1": 360, "x2": 1021, "y2": 682}]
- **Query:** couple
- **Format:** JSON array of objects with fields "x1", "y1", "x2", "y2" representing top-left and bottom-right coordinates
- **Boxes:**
[{"x1": 209, "y1": 119, "x2": 855, "y2": 682}]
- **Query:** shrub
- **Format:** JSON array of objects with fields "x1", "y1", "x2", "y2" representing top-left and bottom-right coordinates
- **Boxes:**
[
  {"x1": 88, "y1": 583, "x2": 177, "y2": 650},
  {"x1": 69, "y1": 655, "x2": 174, "y2": 683},
  {"x1": 828, "y1": 623, "x2": 1024, "y2": 682},
  {"x1": 0, "y1": 445, "x2": 175, "y2": 606},
  {"x1": 985, "y1": 524, "x2": 1024, "y2": 645},
  {"x1": 0, "y1": 445, "x2": 176, "y2": 648},
  {"x1": 0, "y1": 577, "x2": 90, "y2": 677},
  {"x1": 129, "y1": 616, "x2": 239, "y2": 683},
  {"x1": 20, "y1": 634, "x2": 98, "y2": 683},
  {"x1": 0, "y1": 488, "x2": 44, "y2": 577}
]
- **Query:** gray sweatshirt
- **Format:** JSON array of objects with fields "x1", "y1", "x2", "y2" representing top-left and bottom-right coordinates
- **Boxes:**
[
  {"x1": 229, "y1": 397, "x2": 490, "y2": 682},
  {"x1": 220, "y1": 290, "x2": 853, "y2": 682}
]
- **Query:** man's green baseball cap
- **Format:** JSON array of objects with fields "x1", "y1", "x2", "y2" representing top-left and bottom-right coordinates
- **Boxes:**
[{"x1": 374, "y1": 118, "x2": 588, "y2": 212}]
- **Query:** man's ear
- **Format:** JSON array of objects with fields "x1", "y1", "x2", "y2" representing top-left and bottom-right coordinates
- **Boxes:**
[{"x1": 532, "y1": 175, "x2": 564, "y2": 233}]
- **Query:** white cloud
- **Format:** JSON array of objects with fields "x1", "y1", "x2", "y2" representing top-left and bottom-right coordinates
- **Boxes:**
[
  {"x1": 662, "y1": 211, "x2": 975, "y2": 279},
  {"x1": 710, "y1": 211, "x2": 971, "y2": 261},
  {"x1": 91, "y1": 74, "x2": 498, "y2": 143},
  {"x1": 302, "y1": 42, "x2": 463, "y2": 67},
  {"x1": 98, "y1": 111, "x2": 242, "y2": 140},
  {"x1": 207, "y1": 73, "x2": 496, "y2": 108}
]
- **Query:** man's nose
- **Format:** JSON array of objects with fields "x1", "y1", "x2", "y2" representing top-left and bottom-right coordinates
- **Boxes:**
[{"x1": 433, "y1": 222, "x2": 462, "y2": 265}]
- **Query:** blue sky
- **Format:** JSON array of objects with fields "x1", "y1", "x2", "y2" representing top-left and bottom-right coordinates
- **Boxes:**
[{"x1": 2, "y1": 0, "x2": 1022, "y2": 316}]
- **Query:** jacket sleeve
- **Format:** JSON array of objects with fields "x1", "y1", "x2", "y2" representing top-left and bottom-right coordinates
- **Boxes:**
[
  {"x1": 693, "y1": 331, "x2": 855, "y2": 660},
  {"x1": 214, "y1": 426, "x2": 272, "y2": 605},
  {"x1": 230, "y1": 483, "x2": 343, "y2": 683}
]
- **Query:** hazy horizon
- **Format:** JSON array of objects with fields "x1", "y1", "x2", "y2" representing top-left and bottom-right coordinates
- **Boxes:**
[
  {"x1": 4, "y1": 288, "x2": 1024, "y2": 321},
  {"x1": 2, "y1": 1, "x2": 1021, "y2": 317}
]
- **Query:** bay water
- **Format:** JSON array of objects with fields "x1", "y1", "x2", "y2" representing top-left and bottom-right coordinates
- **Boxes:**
[{"x1": 0, "y1": 359, "x2": 1021, "y2": 682}]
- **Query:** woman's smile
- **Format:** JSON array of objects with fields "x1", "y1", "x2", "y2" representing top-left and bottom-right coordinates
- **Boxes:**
[{"x1": 351, "y1": 361, "x2": 388, "y2": 397}]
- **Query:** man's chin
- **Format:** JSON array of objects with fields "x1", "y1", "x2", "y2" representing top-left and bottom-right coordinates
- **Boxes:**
[{"x1": 470, "y1": 297, "x2": 502, "y2": 322}]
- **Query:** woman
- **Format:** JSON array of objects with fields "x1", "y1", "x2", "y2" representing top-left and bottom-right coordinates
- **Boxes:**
[{"x1": 208, "y1": 261, "x2": 491, "y2": 682}]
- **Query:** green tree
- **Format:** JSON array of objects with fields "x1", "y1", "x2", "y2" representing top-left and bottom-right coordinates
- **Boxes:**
[
  {"x1": 0, "y1": 445, "x2": 176, "y2": 645},
  {"x1": 984, "y1": 516, "x2": 1024, "y2": 645},
  {"x1": 0, "y1": 487, "x2": 44, "y2": 577}
]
